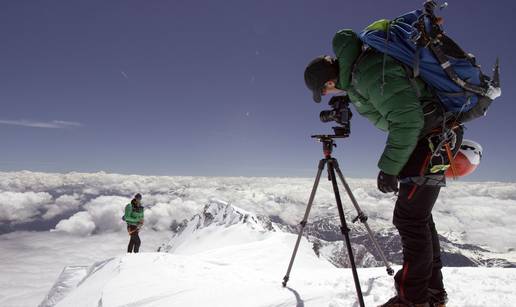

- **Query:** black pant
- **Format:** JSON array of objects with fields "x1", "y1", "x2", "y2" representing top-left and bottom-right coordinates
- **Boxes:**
[
  {"x1": 393, "y1": 184, "x2": 443, "y2": 303},
  {"x1": 392, "y1": 129, "x2": 462, "y2": 304},
  {"x1": 127, "y1": 225, "x2": 141, "y2": 253}
]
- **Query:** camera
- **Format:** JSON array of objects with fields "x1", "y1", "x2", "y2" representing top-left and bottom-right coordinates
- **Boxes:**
[{"x1": 319, "y1": 95, "x2": 352, "y2": 137}]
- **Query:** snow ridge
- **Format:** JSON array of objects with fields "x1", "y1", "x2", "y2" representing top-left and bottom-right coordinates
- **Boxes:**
[{"x1": 39, "y1": 266, "x2": 89, "y2": 307}]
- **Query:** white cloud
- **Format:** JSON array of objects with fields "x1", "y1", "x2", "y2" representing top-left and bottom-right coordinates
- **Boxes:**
[
  {"x1": 54, "y1": 196, "x2": 128, "y2": 235},
  {"x1": 145, "y1": 199, "x2": 199, "y2": 231},
  {"x1": 83, "y1": 196, "x2": 128, "y2": 233},
  {"x1": 0, "y1": 191, "x2": 53, "y2": 222},
  {"x1": 43, "y1": 194, "x2": 82, "y2": 219},
  {"x1": 53, "y1": 195, "x2": 200, "y2": 234},
  {"x1": 0, "y1": 119, "x2": 82, "y2": 129},
  {"x1": 53, "y1": 211, "x2": 95, "y2": 236}
]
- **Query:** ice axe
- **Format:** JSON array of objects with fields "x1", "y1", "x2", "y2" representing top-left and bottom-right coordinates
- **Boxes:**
[
  {"x1": 492, "y1": 57, "x2": 500, "y2": 88},
  {"x1": 128, "y1": 224, "x2": 143, "y2": 235}
]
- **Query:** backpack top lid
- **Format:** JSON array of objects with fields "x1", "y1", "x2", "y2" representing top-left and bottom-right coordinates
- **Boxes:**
[
  {"x1": 359, "y1": 9, "x2": 485, "y2": 113},
  {"x1": 332, "y1": 29, "x2": 362, "y2": 91}
]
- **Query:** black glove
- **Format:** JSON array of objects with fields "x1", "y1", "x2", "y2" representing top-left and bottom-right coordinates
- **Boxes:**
[{"x1": 377, "y1": 171, "x2": 399, "y2": 193}]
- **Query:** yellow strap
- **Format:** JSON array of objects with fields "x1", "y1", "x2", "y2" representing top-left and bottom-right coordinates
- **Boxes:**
[
  {"x1": 430, "y1": 164, "x2": 450, "y2": 173},
  {"x1": 365, "y1": 19, "x2": 391, "y2": 32},
  {"x1": 428, "y1": 141, "x2": 435, "y2": 153}
]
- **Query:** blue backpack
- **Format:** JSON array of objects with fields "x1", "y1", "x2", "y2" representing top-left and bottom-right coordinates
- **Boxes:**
[{"x1": 359, "y1": 1, "x2": 500, "y2": 122}]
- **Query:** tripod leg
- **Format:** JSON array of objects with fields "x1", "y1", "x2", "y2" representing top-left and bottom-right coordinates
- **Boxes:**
[
  {"x1": 333, "y1": 162, "x2": 394, "y2": 276},
  {"x1": 327, "y1": 159, "x2": 365, "y2": 307},
  {"x1": 282, "y1": 159, "x2": 326, "y2": 287}
]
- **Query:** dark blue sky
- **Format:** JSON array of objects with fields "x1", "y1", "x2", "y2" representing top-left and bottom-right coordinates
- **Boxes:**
[{"x1": 1, "y1": 0, "x2": 515, "y2": 181}]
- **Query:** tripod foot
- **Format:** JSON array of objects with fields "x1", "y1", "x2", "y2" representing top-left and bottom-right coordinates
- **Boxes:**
[
  {"x1": 282, "y1": 276, "x2": 289, "y2": 287},
  {"x1": 387, "y1": 267, "x2": 394, "y2": 276}
]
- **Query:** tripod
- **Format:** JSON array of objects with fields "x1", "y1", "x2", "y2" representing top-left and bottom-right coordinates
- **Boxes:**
[{"x1": 282, "y1": 135, "x2": 394, "y2": 307}]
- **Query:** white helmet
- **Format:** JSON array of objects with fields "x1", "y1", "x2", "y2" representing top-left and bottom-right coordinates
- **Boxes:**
[{"x1": 445, "y1": 139, "x2": 483, "y2": 178}]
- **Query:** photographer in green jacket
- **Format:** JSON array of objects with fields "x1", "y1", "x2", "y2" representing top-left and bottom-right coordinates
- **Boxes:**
[
  {"x1": 124, "y1": 193, "x2": 144, "y2": 253},
  {"x1": 304, "y1": 29, "x2": 462, "y2": 307}
]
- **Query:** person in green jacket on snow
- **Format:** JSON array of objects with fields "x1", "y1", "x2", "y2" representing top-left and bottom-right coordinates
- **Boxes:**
[
  {"x1": 304, "y1": 28, "x2": 462, "y2": 307},
  {"x1": 124, "y1": 193, "x2": 144, "y2": 253}
]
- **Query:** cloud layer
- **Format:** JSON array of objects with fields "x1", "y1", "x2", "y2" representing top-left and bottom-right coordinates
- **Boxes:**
[{"x1": 0, "y1": 171, "x2": 515, "y2": 252}]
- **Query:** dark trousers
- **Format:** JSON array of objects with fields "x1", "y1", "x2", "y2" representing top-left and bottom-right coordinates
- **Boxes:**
[
  {"x1": 392, "y1": 130, "x2": 460, "y2": 304},
  {"x1": 127, "y1": 225, "x2": 141, "y2": 253},
  {"x1": 393, "y1": 184, "x2": 443, "y2": 303}
]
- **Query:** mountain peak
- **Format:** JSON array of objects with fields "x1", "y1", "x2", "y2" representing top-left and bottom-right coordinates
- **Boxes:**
[
  {"x1": 158, "y1": 200, "x2": 276, "y2": 254},
  {"x1": 199, "y1": 199, "x2": 273, "y2": 231}
]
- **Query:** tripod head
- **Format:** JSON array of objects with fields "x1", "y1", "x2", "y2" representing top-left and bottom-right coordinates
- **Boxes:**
[{"x1": 311, "y1": 134, "x2": 347, "y2": 158}]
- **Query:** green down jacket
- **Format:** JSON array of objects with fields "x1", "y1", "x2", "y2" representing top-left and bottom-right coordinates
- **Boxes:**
[
  {"x1": 332, "y1": 28, "x2": 434, "y2": 176},
  {"x1": 124, "y1": 203, "x2": 144, "y2": 226}
]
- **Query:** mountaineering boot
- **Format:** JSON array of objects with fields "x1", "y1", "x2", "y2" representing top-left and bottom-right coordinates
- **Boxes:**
[
  {"x1": 378, "y1": 296, "x2": 430, "y2": 307},
  {"x1": 428, "y1": 288, "x2": 448, "y2": 307}
]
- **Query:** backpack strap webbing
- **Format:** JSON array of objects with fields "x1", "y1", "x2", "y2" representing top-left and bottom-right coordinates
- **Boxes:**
[
  {"x1": 429, "y1": 43, "x2": 488, "y2": 96},
  {"x1": 415, "y1": 1, "x2": 489, "y2": 97}
]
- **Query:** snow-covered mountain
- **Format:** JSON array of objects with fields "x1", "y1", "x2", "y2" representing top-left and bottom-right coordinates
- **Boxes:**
[
  {"x1": 41, "y1": 201, "x2": 516, "y2": 306},
  {"x1": 295, "y1": 216, "x2": 516, "y2": 269},
  {"x1": 156, "y1": 199, "x2": 515, "y2": 271},
  {"x1": 157, "y1": 199, "x2": 278, "y2": 254}
]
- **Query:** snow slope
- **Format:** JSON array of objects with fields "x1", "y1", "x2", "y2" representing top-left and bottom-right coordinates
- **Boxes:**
[
  {"x1": 43, "y1": 202, "x2": 516, "y2": 307},
  {"x1": 47, "y1": 252, "x2": 516, "y2": 307}
]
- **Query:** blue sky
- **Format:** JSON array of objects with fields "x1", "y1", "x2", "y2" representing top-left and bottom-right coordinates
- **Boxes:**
[{"x1": 1, "y1": 0, "x2": 515, "y2": 181}]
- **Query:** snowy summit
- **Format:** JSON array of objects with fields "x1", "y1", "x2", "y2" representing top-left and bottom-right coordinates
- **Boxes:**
[{"x1": 41, "y1": 201, "x2": 516, "y2": 307}]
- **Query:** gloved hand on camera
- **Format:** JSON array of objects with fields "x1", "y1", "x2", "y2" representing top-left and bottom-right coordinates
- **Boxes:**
[{"x1": 377, "y1": 170, "x2": 399, "y2": 193}]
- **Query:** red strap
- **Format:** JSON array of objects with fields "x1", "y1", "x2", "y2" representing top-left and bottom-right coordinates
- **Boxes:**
[
  {"x1": 407, "y1": 185, "x2": 418, "y2": 200},
  {"x1": 399, "y1": 262, "x2": 410, "y2": 299},
  {"x1": 445, "y1": 143, "x2": 457, "y2": 180}
]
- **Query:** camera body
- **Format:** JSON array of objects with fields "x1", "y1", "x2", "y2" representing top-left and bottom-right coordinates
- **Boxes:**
[{"x1": 319, "y1": 95, "x2": 352, "y2": 137}]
